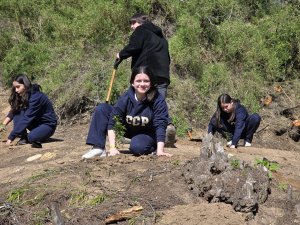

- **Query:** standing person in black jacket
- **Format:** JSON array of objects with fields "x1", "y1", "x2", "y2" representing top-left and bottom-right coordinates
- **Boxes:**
[{"x1": 116, "y1": 13, "x2": 176, "y2": 147}]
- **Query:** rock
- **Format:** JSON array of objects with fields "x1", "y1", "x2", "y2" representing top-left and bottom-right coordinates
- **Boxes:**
[
  {"x1": 26, "y1": 154, "x2": 42, "y2": 162},
  {"x1": 182, "y1": 133, "x2": 270, "y2": 218}
]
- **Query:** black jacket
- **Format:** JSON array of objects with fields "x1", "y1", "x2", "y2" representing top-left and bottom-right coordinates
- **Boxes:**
[{"x1": 119, "y1": 22, "x2": 170, "y2": 82}]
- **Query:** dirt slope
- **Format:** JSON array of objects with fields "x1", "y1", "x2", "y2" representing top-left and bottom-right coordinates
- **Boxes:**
[{"x1": 1, "y1": 88, "x2": 300, "y2": 225}]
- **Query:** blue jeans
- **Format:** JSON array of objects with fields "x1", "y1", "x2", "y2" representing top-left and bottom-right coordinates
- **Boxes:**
[{"x1": 157, "y1": 82, "x2": 172, "y2": 124}]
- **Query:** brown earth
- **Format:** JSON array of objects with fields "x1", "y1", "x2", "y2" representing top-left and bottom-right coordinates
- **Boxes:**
[{"x1": 1, "y1": 88, "x2": 300, "y2": 225}]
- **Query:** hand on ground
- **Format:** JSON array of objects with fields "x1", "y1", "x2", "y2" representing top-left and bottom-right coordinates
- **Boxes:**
[
  {"x1": 156, "y1": 152, "x2": 172, "y2": 157},
  {"x1": 109, "y1": 148, "x2": 120, "y2": 156}
]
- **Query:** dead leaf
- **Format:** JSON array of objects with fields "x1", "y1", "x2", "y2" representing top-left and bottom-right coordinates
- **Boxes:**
[
  {"x1": 274, "y1": 85, "x2": 283, "y2": 93},
  {"x1": 260, "y1": 95, "x2": 273, "y2": 106},
  {"x1": 292, "y1": 120, "x2": 300, "y2": 127},
  {"x1": 40, "y1": 152, "x2": 56, "y2": 161}
]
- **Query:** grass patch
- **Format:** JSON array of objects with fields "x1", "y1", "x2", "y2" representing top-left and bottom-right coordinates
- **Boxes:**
[{"x1": 28, "y1": 168, "x2": 63, "y2": 182}]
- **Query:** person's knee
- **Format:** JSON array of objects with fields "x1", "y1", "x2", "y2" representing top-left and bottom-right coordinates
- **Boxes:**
[
  {"x1": 130, "y1": 140, "x2": 154, "y2": 155},
  {"x1": 130, "y1": 142, "x2": 148, "y2": 155},
  {"x1": 95, "y1": 103, "x2": 111, "y2": 114},
  {"x1": 251, "y1": 113, "x2": 261, "y2": 124}
]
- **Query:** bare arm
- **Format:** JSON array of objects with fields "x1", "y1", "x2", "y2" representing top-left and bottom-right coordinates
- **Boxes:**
[
  {"x1": 156, "y1": 141, "x2": 172, "y2": 157},
  {"x1": 107, "y1": 130, "x2": 120, "y2": 156},
  {"x1": 1, "y1": 116, "x2": 11, "y2": 129},
  {"x1": 1, "y1": 117, "x2": 12, "y2": 145}
]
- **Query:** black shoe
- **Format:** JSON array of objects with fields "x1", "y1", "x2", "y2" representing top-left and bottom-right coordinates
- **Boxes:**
[
  {"x1": 17, "y1": 138, "x2": 28, "y2": 145},
  {"x1": 31, "y1": 141, "x2": 42, "y2": 148}
]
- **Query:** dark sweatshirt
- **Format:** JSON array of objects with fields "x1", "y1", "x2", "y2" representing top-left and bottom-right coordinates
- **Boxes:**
[
  {"x1": 8, "y1": 88, "x2": 57, "y2": 141},
  {"x1": 208, "y1": 103, "x2": 249, "y2": 146},
  {"x1": 108, "y1": 87, "x2": 168, "y2": 142},
  {"x1": 119, "y1": 22, "x2": 170, "y2": 82}
]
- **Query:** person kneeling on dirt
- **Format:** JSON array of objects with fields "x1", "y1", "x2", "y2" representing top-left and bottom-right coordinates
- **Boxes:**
[
  {"x1": 82, "y1": 66, "x2": 172, "y2": 159},
  {"x1": 1, "y1": 74, "x2": 57, "y2": 148},
  {"x1": 207, "y1": 93, "x2": 261, "y2": 148}
]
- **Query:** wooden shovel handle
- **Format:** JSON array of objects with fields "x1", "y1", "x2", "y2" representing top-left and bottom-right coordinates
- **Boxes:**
[{"x1": 105, "y1": 69, "x2": 116, "y2": 103}]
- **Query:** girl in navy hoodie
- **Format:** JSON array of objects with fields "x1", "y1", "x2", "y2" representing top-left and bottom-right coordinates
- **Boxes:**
[
  {"x1": 82, "y1": 66, "x2": 172, "y2": 159},
  {"x1": 208, "y1": 94, "x2": 261, "y2": 148},
  {"x1": 1, "y1": 74, "x2": 57, "y2": 148}
]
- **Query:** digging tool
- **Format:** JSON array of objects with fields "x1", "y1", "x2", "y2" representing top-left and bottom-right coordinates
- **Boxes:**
[
  {"x1": 105, "y1": 58, "x2": 122, "y2": 103},
  {"x1": 186, "y1": 127, "x2": 193, "y2": 140}
]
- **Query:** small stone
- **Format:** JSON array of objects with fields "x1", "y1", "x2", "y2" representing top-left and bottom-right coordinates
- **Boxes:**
[{"x1": 26, "y1": 154, "x2": 42, "y2": 162}]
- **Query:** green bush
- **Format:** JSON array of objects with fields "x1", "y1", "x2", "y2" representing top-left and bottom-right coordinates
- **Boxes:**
[{"x1": 0, "y1": 0, "x2": 299, "y2": 127}]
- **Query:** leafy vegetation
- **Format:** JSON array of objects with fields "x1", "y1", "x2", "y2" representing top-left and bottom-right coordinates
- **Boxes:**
[
  {"x1": 255, "y1": 158, "x2": 280, "y2": 178},
  {"x1": 0, "y1": 0, "x2": 299, "y2": 126},
  {"x1": 230, "y1": 159, "x2": 240, "y2": 169}
]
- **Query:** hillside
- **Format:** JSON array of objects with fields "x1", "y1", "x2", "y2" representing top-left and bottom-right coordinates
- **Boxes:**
[{"x1": 1, "y1": 87, "x2": 300, "y2": 225}]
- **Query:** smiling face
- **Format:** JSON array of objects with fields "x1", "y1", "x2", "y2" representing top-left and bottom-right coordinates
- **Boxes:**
[
  {"x1": 132, "y1": 73, "x2": 151, "y2": 100},
  {"x1": 13, "y1": 81, "x2": 26, "y2": 95},
  {"x1": 220, "y1": 101, "x2": 234, "y2": 113}
]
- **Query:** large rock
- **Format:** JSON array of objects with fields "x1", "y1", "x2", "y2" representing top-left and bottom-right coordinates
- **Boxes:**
[{"x1": 182, "y1": 133, "x2": 270, "y2": 219}]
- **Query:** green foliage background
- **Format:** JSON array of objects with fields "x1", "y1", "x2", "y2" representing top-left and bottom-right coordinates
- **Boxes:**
[{"x1": 1, "y1": 0, "x2": 299, "y2": 132}]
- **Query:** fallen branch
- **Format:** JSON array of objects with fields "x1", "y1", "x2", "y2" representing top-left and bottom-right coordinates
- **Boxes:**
[
  {"x1": 105, "y1": 205, "x2": 143, "y2": 224},
  {"x1": 256, "y1": 125, "x2": 269, "y2": 134}
]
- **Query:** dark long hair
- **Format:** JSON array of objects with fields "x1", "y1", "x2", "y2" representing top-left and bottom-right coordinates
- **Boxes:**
[
  {"x1": 130, "y1": 66, "x2": 157, "y2": 102},
  {"x1": 129, "y1": 13, "x2": 149, "y2": 25},
  {"x1": 215, "y1": 93, "x2": 238, "y2": 127},
  {"x1": 8, "y1": 74, "x2": 41, "y2": 113}
]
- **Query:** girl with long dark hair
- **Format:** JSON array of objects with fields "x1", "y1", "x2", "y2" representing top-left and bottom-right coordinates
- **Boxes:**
[
  {"x1": 208, "y1": 94, "x2": 261, "y2": 148},
  {"x1": 1, "y1": 74, "x2": 57, "y2": 148}
]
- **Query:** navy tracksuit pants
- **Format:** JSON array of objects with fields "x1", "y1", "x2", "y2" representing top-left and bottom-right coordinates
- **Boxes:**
[
  {"x1": 13, "y1": 110, "x2": 56, "y2": 143},
  {"x1": 86, "y1": 103, "x2": 156, "y2": 155},
  {"x1": 210, "y1": 113, "x2": 261, "y2": 143}
]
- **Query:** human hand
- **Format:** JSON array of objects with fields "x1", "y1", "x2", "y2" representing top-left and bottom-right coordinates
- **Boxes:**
[
  {"x1": 156, "y1": 151, "x2": 172, "y2": 157},
  {"x1": 6, "y1": 139, "x2": 12, "y2": 145},
  {"x1": 0, "y1": 124, "x2": 6, "y2": 132},
  {"x1": 229, "y1": 145, "x2": 236, "y2": 149},
  {"x1": 109, "y1": 148, "x2": 120, "y2": 156},
  {"x1": 113, "y1": 58, "x2": 122, "y2": 69}
]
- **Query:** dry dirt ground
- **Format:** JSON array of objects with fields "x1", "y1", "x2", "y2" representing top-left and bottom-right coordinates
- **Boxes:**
[{"x1": 0, "y1": 88, "x2": 300, "y2": 225}]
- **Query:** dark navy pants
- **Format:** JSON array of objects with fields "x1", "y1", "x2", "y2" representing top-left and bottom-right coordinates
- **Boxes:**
[
  {"x1": 86, "y1": 103, "x2": 156, "y2": 155},
  {"x1": 210, "y1": 113, "x2": 261, "y2": 143},
  {"x1": 13, "y1": 110, "x2": 56, "y2": 143},
  {"x1": 157, "y1": 82, "x2": 173, "y2": 125}
]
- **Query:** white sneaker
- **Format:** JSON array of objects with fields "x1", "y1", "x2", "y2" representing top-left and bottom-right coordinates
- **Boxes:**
[
  {"x1": 82, "y1": 147, "x2": 105, "y2": 159},
  {"x1": 226, "y1": 140, "x2": 232, "y2": 147},
  {"x1": 244, "y1": 142, "x2": 252, "y2": 147}
]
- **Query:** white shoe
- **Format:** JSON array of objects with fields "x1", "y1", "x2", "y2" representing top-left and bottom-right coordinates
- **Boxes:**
[
  {"x1": 226, "y1": 140, "x2": 232, "y2": 147},
  {"x1": 82, "y1": 147, "x2": 105, "y2": 159},
  {"x1": 244, "y1": 142, "x2": 252, "y2": 147}
]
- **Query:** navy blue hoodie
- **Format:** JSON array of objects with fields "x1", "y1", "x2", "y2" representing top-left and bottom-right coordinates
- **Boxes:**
[
  {"x1": 8, "y1": 87, "x2": 57, "y2": 141},
  {"x1": 107, "y1": 87, "x2": 168, "y2": 142},
  {"x1": 119, "y1": 22, "x2": 170, "y2": 82},
  {"x1": 208, "y1": 103, "x2": 249, "y2": 146}
]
